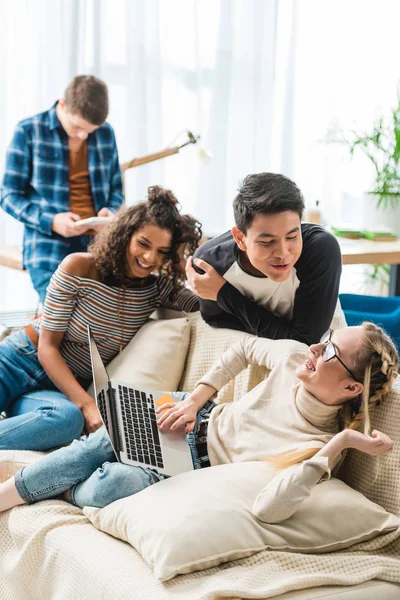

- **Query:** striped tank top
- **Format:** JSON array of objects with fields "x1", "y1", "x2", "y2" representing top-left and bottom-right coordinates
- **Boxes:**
[{"x1": 33, "y1": 268, "x2": 198, "y2": 380}]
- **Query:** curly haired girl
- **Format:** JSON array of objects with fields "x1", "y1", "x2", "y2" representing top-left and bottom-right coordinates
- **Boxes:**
[{"x1": 0, "y1": 186, "x2": 201, "y2": 450}]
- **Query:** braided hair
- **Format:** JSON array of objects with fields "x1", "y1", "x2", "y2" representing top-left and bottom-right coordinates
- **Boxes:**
[
  {"x1": 268, "y1": 322, "x2": 398, "y2": 470},
  {"x1": 338, "y1": 322, "x2": 399, "y2": 435}
]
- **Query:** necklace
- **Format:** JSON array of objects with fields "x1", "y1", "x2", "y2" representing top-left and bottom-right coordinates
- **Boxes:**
[{"x1": 117, "y1": 285, "x2": 126, "y2": 354}]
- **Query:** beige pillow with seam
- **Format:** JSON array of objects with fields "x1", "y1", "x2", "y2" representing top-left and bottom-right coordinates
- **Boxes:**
[
  {"x1": 84, "y1": 460, "x2": 399, "y2": 581},
  {"x1": 87, "y1": 316, "x2": 190, "y2": 396}
]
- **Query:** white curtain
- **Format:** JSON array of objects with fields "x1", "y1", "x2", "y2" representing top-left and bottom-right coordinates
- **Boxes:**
[
  {"x1": 0, "y1": 0, "x2": 295, "y2": 311},
  {"x1": 291, "y1": 0, "x2": 400, "y2": 226},
  {"x1": 0, "y1": 0, "x2": 83, "y2": 311},
  {"x1": 84, "y1": 0, "x2": 295, "y2": 234},
  {"x1": 291, "y1": 0, "x2": 400, "y2": 295},
  {"x1": 1, "y1": 0, "x2": 400, "y2": 311}
]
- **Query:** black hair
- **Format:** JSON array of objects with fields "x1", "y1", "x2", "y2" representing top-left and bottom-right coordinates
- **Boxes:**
[{"x1": 233, "y1": 173, "x2": 305, "y2": 234}]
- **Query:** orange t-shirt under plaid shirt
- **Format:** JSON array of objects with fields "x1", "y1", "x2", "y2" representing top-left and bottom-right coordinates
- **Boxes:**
[
  {"x1": 32, "y1": 267, "x2": 199, "y2": 380},
  {"x1": 69, "y1": 141, "x2": 95, "y2": 219}
]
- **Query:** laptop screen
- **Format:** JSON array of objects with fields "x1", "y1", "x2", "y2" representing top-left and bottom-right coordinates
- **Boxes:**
[{"x1": 87, "y1": 325, "x2": 109, "y2": 397}]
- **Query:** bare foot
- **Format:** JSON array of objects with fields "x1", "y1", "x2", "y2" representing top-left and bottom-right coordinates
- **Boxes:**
[{"x1": 0, "y1": 476, "x2": 26, "y2": 512}]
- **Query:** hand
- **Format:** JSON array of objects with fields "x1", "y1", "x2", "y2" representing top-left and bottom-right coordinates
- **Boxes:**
[
  {"x1": 156, "y1": 395, "x2": 198, "y2": 433},
  {"x1": 343, "y1": 429, "x2": 394, "y2": 456},
  {"x1": 185, "y1": 256, "x2": 226, "y2": 301},
  {"x1": 97, "y1": 207, "x2": 114, "y2": 218},
  {"x1": 51, "y1": 212, "x2": 84, "y2": 237},
  {"x1": 81, "y1": 401, "x2": 103, "y2": 434}
]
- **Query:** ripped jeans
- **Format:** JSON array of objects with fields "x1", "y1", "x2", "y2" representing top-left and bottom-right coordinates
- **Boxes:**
[{"x1": 14, "y1": 393, "x2": 214, "y2": 508}]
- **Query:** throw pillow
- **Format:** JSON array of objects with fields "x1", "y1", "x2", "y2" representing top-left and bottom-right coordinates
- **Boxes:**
[
  {"x1": 87, "y1": 316, "x2": 190, "y2": 396},
  {"x1": 84, "y1": 460, "x2": 399, "y2": 581}
]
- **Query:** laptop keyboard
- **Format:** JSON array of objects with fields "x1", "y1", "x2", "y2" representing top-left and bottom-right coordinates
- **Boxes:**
[{"x1": 119, "y1": 386, "x2": 164, "y2": 469}]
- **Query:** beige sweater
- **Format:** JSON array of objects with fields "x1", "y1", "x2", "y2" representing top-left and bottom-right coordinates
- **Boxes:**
[{"x1": 196, "y1": 335, "x2": 343, "y2": 522}]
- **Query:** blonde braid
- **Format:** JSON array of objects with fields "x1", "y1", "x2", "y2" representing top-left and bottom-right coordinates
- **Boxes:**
[{"x1": 343, "y1": 322, "x2": 398, "y2": 435}]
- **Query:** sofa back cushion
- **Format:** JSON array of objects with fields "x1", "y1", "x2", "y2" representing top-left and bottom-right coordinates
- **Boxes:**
[
  {"x1": 179, "y1": 313, "x2": 268, "y2": 403},
  {"x1": 87, "y1": 316, "x2": 191, "y2": 396},
  {"x1": 339, "y1": 376, "x2": 400, "y2": 516}
]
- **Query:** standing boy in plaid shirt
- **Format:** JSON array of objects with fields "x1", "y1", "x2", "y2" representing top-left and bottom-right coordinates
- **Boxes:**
[{"x1": 1, "y1": 75, "x2": 124, "y2": 304}]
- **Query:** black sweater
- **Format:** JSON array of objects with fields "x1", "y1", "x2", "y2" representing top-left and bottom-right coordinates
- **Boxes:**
[{"x1": 193, "y1": 223, "x2": 342, "y2": 345}]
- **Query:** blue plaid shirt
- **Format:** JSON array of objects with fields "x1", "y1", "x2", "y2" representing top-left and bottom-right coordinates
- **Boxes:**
[{"x1": 0, "y1": 103, "x2": 124, "y2": 271}]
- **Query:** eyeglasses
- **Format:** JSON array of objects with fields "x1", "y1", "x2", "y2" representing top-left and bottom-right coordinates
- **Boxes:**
[{"x1": 320, "y1": 329, "x2": 360, "y2": 382}]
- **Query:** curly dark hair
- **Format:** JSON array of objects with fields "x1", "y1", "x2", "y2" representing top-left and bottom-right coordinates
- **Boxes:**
[{"x1": 88, "y1": 186, "x2": 202, "y2": 295}]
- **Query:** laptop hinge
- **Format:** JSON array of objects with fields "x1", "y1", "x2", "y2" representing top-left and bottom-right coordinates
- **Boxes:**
[{"x1": 107, "y1": 382, "x2": 123, "y2": 459}]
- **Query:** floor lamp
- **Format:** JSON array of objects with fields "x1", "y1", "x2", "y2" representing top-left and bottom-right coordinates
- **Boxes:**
[{"x1": 120, "y1": 131, "x2": 211, "y2": 194}]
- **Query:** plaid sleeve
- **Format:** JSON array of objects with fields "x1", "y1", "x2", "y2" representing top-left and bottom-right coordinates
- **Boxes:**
[
  {"x1": 0, "y1": 125, "x2": 56, "y2": 235},
  {"x1": 107, "y1": 129, "x2": 124, "y2": 211}
]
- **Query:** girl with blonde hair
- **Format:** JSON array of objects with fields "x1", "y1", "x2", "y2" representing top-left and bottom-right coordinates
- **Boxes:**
[{"x1": 0, "y1": 322, "x2": 397, "y2": 521}]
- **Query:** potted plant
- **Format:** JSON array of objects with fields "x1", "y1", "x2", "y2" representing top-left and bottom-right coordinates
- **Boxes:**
[
  {"x1": 326, "y1": 90, "x2": 400, "y2": 211},
  {"x1": 326, "y1": 92, "x2": 400, "y2": 295}
]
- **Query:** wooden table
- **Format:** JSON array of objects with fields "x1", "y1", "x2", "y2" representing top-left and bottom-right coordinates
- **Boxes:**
[{"x1": 337, "y1": 237, "x2": 400, "y2": 295}]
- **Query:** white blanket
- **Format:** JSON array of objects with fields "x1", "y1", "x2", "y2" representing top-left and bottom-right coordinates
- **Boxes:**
[{"x1": 0, "y1": 498, "x2": 399, "y2": 600}]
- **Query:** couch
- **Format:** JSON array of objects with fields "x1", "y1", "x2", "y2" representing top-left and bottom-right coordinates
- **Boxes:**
[{"x1": 0, "y1": 311, "x2": 399, "y2": 600}]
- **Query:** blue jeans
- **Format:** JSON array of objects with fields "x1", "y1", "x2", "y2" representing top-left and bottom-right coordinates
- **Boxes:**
[
  {"x1": 0, "y1": 329, "x2": 84, "y2": 450},
  {"x1": 14, "y1": 394, "x2": 214, "y2": 509}
]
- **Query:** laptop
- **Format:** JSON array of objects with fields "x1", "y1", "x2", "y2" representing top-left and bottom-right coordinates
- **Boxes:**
[{"x1": 87, "y1": 325, "x2": 194, "y2": 477}]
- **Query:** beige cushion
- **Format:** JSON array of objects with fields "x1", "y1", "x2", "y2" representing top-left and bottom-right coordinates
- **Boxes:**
[
  {"x1": 180, "y1": 312, "x2": 269, "y2": 402},
  {"x1": 339, "y1": 376, "x2": 400, "y2": 517},
  {"x1": 84, "y1": 460, "x2": 399, "y2": 581},
  {"x1": 87, "y1": 316, "x2": 190, "y2": 396}
]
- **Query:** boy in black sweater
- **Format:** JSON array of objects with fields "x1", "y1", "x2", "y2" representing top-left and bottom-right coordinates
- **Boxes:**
[{"x1": 186, "y1": 172, "x2": 343, "y2": 345}]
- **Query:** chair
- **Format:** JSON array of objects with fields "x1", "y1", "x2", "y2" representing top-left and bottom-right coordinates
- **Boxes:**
[{"x1": 339, "y1": 293, "x2": 400, "y2": 350}]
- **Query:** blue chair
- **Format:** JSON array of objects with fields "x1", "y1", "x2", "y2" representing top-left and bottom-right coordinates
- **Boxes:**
[{"x1": 339, "y1": 293, "x2": 400, "y2": 351}]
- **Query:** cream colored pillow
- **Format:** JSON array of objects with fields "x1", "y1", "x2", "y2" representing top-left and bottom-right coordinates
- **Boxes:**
[
  {"x1": 84, "y1": 461, "x2": 399, "y2": 581},
  {"x1": 180, "y1": 312, "x2": 268, "y2": 402},
  {"x1": 87, "y1": 317, "x2": 190, "y2": 396}
]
